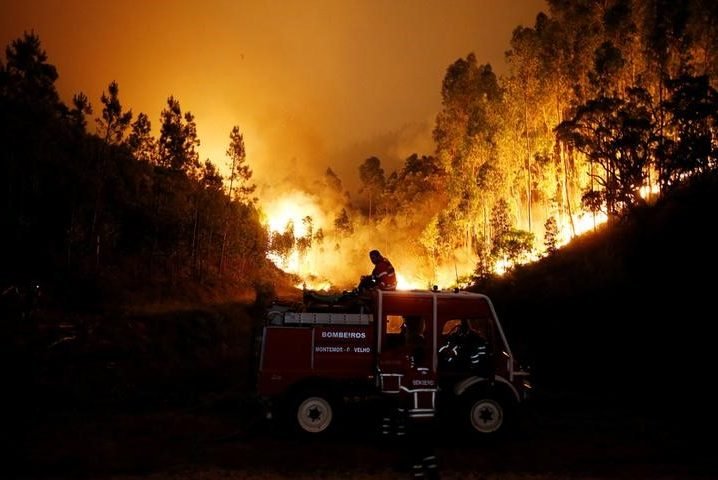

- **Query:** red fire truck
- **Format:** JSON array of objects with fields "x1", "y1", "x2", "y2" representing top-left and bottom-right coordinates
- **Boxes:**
[{"x1": 255, "y1": 288, "x2": 531, "y2": 437}]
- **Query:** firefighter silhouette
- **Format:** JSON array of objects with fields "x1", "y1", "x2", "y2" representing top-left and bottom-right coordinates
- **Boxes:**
[{"x1": 380, "y1": 315, "x2": 440, "y2": 479}]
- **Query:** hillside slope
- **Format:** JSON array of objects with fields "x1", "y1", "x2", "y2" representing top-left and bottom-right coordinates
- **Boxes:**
[{"x1": 476, "y1": 172, "x2": 718, "y2": 439}]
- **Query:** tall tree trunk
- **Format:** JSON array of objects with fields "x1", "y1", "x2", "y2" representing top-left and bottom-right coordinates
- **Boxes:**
[
  {"x1": 219, "y1": 230, "x2": 227, "y2": 276},
  {"x1": 90, "y1": 143, "x2": 106, "y2": 255},
  {"x1": 563, "y1": 146, "x2": 576, "y2": 236},
  {"x1": 191, "y1": 201, "x2": 200, "y2": 278},
  {"x1": 524, "y1": 88, "x2": 532, "y2": 233}
]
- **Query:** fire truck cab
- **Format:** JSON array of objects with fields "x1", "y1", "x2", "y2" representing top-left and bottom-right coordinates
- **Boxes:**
[{"x1": 256, "y1": 288, "x2": 531, "y2": 437}]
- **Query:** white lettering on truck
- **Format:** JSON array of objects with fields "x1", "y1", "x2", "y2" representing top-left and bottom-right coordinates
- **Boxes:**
[
  {"x1": 314, "y1": 346, "x2": 372, "y2": 353},
  {"x1": 314, "y1": 346, "x2": 345, "y2": 353},
  {"x1": 321, "y1": 331, "x2": 367, "y2": 339}
]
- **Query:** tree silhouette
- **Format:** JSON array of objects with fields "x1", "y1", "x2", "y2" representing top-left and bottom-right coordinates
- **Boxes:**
[
  {"x1": 0, "y1": 32, "x2": 272, "y2": 296},
  {"x1": 544, "y1": 216, "x2": 559, "y2": 254},
  {"x1": 226, "y1": 125, "x2": 256, "y2": 202},
  {"x1": 128, "y1": 112, "x2": 157, "y2": 164},
  {"x1": 2, "y1": 31, "x2": 59, "y2": 108},
  {"x1": 96, "y1": 80, "x2": 132, "y2": 144},
  {"x1": 659, "y1": 74, "x2": 718, "y2": 187},
  {"x1": 158, "y1": 96, "x2": 199, "y2": 174}
]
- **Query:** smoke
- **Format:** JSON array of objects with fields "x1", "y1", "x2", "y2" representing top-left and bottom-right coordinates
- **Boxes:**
[
  {"x1": 331, "y1": 119, "x2": 436, "y2": 196},
  {"x1": 246, "y1": 106, "x2": 332, "y2": 189}
]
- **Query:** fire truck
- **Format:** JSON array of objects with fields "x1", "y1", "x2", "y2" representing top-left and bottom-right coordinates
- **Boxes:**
[{"x1": 255, "y1": 288, "x2": 531, "y2": 437}]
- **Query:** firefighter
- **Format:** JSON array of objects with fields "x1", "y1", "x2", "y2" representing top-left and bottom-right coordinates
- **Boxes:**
[
  {"x1": 380, "y1": 374, "x2": 440, "y2": 479},
  {"x1": 381, "y1": 315, "x2": 440, "y2": 479},
  {"x1": 358, "y1": 249, "x2": 397, "y2": 292},
  {"x1": 405, "y1": 413, "x2": 441, "y2": 480}
]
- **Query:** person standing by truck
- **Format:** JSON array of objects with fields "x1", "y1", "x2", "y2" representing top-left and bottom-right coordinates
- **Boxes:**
[
  {"x1": 358, "y1": 249, "x2": 397, "y2": 292},
  {"x1": 380, "y1": 315, "x2": 440, "y2": 479}
]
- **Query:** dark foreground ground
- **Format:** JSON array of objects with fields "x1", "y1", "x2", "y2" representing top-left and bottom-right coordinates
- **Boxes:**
[
  {"x1": 7, "y1": 387, "x2": 717, "y2": 480},
  {"x1": 3, "y1": 293, "x2": 717, "y2": 480}
]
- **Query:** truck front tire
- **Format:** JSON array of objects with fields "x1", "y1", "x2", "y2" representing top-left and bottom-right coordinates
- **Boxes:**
[
  {"x1": 467, "y1": 396, "x2": 504, "y2": 434},
  {"x1": 457, "y1": 387, "x2": 517, "y2": 439}
]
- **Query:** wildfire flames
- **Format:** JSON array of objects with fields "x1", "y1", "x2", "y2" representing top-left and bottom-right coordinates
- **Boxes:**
[
  {"x1": 259, "y1": 188, "x2": 625, "y2": 292},
  {"x1": 263, "y1": 192, "x2": 323, "y2": 271}
]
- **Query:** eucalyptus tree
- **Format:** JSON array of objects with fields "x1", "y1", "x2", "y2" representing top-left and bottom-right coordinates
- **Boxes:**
[
  {"x1": 601, "y1": 0, "x2": 642, "y2": 91},
  {"x1": 545, "y1": 0, "x2": 606, "y2": 105},
  {"x1": 659, "y1": 74, "x2": 718, "y2": 187},
  {"x1": 334, "y1": 208, "x2": 353, "y2": 238},
  {"x1": 684, "y1": 0, "x2": 718, "y2": 81},
  {"x1": 418, "y1": 215, "x2": 440, "y2": 282},
  {"x1": 530, "y1": 13, "x2": 580, "y2": 234},
  {"x1": 489, "y1": 199, "x2": 512, "y2": 244},
  {"x1": 507, "y1": 3, "x2": 613, "y2": 237},
  {"x1": 543, "y1": 216, "x2": 559, "y2": 254},
  {"x1": 506, "y1": 25, "x2": 543, "y2": 232},
  {"x1": 358, "y1": 156, "x2": 385, "y2": 221},
  {"x1": 637, "y1": 0, "x2": 693, "y2": 188},
  {"x1": 434, "y1": 54, "x2": 503, "y2": 254},
  {"x1": 381, "y1": 153, "x2": 447, "y2": 261},
  {"x1": 488, "y1": 198, "x2": 534, "y2": 269},
  {"x1": 270, "y1": 220, "x2": 295, "y2": 264},
  {"x1": 590, "y1": 42, "x2": 627, "y2": 98},
  {"x1": 296, "y1": 216, "x2": 314, "y2": 266},
  {"x1": 389, "y1": 154, "x2": 445, "y2": 209},
  {"x1": 556, "y1": 86, "x2": 657, "y2": 217},
  {"x1": 324, "y1": 167, "x2": 343, "y2": 194}
]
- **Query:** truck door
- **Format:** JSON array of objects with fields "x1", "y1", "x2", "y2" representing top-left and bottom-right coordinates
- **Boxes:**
[
  {"x1": 376, "y1": 293, "x2": 438, "y2": 431},
  {"x1": 377, "y1": 313, "x2": 408, "y2": 393},
  {"x1": 376, "y1": 293, "x2": 435, "y2": 393}
]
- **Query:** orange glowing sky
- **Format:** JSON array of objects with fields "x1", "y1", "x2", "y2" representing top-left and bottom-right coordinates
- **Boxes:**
[{"x1": 1, "y1": 0, "x2": 545, "y2": 194}]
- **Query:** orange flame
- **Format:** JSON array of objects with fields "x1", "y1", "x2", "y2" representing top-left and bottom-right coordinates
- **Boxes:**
[{"x1": 260, "y1": 182, "x2": 661, "y2": 291}]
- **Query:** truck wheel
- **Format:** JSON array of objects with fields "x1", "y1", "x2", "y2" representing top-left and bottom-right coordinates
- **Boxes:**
[
  {"x1": 462, "y1": 394, "x2": 508, "y2": 436},
  {"x1": 290, "y1": 391, "x2": 338, "y2": 435}
]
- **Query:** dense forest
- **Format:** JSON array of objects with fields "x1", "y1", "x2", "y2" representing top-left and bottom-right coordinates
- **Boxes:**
[
  {"x1": 2, "y1": 0, "x2": 718, "y2": 303},
  {"x1": 0, "y1": 34, "x2": 272, "y2": 305},
  {"x1": 339, "y1": 0, "x2": 718, "y2": 281}
]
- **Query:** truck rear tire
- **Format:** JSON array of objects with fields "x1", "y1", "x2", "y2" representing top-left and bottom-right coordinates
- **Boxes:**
[{"x1": 289, "y1": 390, "x2": 339, "y2": 435}]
